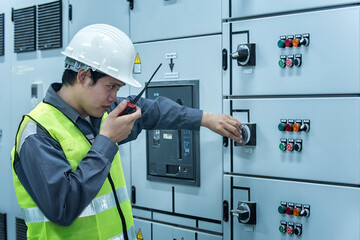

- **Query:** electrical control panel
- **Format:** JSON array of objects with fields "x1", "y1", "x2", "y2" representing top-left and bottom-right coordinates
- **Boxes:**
[
  {"x1": 222, "y1": 3, "x2": 360, "y2": 240},
  {"x1": 223, "y1": 6, "x2": 360, "y2": 96},
  {"x1": 146, "y1": 81, "x2": 200, "y2": 186},
  {"x1": 223, "y1": 98, "x2": 360, "y2": 184},
  {"x1": 224, "y1": 175, "x2": 360, "y2": 239}
]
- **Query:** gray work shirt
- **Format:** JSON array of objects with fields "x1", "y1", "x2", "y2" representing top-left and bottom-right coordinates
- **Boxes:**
[{"x1": 15, "y1": 83, "x2": 202, "y2": 226}]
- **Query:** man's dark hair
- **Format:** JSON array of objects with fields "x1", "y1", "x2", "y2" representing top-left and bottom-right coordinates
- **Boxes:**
[{"x1": 61, "y1": 69, "x2": 109, "y2": 86}]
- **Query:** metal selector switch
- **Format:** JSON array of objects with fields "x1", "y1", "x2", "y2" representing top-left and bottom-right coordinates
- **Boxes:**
[
  {"x1": 231, "y1": 43, "x2": 256, "y2": 66},
  {"x1": 300, "y1": 33, "x2": 310, "y2": 47},
  {"x1": 300, "y1": 206, "x2": 310, "y2": 217},
  {"x1": 231, "y1": 201, "x2": 257, "y2": 225},
  {"x1": 234, "y1": 123, "x2": 256, "y2": 146},
  {"x1": 300, "y1": 119, "x2": 311, "y2": 132}
]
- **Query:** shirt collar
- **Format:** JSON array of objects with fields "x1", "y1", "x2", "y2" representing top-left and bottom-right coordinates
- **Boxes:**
[
  {"x1": 43, "y1": 83, "x2": 103, "y2": 132},
  {"x1": 43, "y1": 83, "x2": 84, "y2": 122}
]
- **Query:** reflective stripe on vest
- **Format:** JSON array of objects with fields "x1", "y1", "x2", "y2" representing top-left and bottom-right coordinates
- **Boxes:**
[{"x1": 22, "y1": 185, "x2": 128, "y2": 223}]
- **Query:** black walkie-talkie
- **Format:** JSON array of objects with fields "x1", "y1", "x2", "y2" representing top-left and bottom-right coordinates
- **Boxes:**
[{"x1": 118, "y1": 63, "x2": 162, "y2": 116}]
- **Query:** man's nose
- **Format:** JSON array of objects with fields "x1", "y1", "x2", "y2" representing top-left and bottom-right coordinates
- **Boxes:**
[{"x1": 108, "y1": 91, "x2": 117, "y2": 102}]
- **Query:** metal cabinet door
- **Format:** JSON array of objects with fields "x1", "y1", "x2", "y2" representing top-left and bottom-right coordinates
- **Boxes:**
[
  {"x1": 223, "y1": 0, "x2": 360, "y2": 18},
  {"x1": 224, "y1": 97, "x2": 360, "y2": 184},
  {"x1": 130, "y1": 0, "x2": 221, "y2": 42},
  {"x1": 131, "y1": 35, "x2": 223, "y2": 220},
  {"x1": 223, "y1": 6, "x2": 360, "y2": 96},
  {"x1": 224, "y1": 175, "x2": 360, "y2": 240},
  {"x1": 68, "y1": 0, "x2": 129, "y2": 40}
]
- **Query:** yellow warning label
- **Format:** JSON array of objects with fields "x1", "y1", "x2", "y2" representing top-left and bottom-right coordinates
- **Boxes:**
[
  {"x1": 136, "y1": 228, "x2": 143, "y2": 239},
  {"x1": 135, "y1": 53, "x2": 141, "y2": 64}
]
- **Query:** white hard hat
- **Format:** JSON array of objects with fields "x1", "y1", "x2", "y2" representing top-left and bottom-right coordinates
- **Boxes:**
[{"x1": 61, "y1": 24, "x2": 141, "y2": 88}]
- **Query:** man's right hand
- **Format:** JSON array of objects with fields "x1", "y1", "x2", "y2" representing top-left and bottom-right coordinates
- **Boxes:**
[{"x1": 100, "y1": 100, "x2": 142, "y2": 143}]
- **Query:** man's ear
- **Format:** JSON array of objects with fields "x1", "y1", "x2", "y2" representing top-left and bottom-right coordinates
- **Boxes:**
[{"x1": 76, "y1": 69, "x2": 91, "y2": 85}]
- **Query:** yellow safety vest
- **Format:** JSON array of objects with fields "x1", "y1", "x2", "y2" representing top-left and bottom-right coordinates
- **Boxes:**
[{"x1": 11, "y1": 102, "x2": 136, "y2": 240}]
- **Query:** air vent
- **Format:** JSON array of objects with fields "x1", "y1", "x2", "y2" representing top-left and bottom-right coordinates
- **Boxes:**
[
  {"x1": 0, "y1": 14, "x2": 4, "y2": 56},
  {"x1": 37, "y1": 0, "x2": 62, "y2": 50},
  {"x1": 0, "y1": 213, "x2": 7, "y2": 240},
  {"x1": 13, "y1": 6, "x2": 36, "y2": 53},
  {"x1": 15, "y1": 218, "x2": 27, "y2": 240}
]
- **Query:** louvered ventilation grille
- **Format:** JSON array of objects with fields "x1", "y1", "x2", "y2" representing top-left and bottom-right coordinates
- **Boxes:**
[
  {"x1": 15, "y1": 218, "x2": 27, "y2": 240},
  {"x1": 0, "y1": 14, "x2": 4, "y2": 56},
  {"x1": 13, "y1": 6, "x2": 36, "y2": 53},
  {"x1": 38, "y1": 0, "x2": 62, "y2": 50},
  {"x1": 0, "y1": 213, "x2": 6, "y2": 240}
]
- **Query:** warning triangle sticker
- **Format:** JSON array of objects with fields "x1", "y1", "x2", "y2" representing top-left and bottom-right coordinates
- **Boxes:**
[
  {"x1": 136, "y1": 228, "x2": 143, "y2": 239},
  {"x1": 135, "y1": 53, "x2": 141, "y2": 64}
]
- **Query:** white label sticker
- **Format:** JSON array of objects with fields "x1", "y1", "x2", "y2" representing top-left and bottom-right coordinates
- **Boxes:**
[
  {"x1": 165, "y1": 53, "x2": 177, "y2": 59},
  {"x1": 12, "y1": 65, "x2": 35, "y2": 75},
  {"x1": 243, "y1": 147, "x2": 253, "y2": 154},
  {"x1": 164, "y1": 72, "x2": 179, "y2": 79},
  {"x1": 243, "y1": 68, "x2": 253, "y2": 74},
  {"x1": 163, "y1": 133, "x2": 173, "y2": 140}
]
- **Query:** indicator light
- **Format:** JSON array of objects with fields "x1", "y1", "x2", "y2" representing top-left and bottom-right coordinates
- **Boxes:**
[
  {"x1": 293, "y1": 123, "x2": 300, "y2": 132},
  {"x1": 293, "y1": 38, "x2": 300, "y2": 47},
  {"x1": 286, "y1": 206, "x2": 293, "y2": 215},
  {"x1": 278, "y1": 59, "x2": 286, "y2": 68},
  {"x1": 285, "y1": 39, "x2": 293, "y2": 47},
  {"x1": 277, "y1": 40, "x2": 285, "y2": 48},
  {"x1": 286, "y1": 226, "x2": 294, "y2": 235},
  {"x1": 293, "y1": 208, "x2": 300, "y2": 216},
  {"x1": 285, "y1": 123, "x2": 293, "y2": 131},
  {"x1": 278, "y1": 205, "x2": 286, "y2": 214},
  {"x1": 278, "y1": 123, "x2": 286, "y2": 131},
  {"x1": 279, "y1": 225, "x2": 286, "y2": 233}
]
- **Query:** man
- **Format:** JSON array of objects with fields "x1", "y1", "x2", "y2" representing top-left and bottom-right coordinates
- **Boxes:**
[{"x1": 11, "y1": 24, "x2": 242, "y2": 240}]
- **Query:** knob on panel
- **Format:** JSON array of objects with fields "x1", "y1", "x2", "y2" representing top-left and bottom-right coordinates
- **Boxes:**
[
  {"x1": 234, "y1": 123, "x2": 256, "y2": 146},
  {"x1": 300, "y1": 208, "x2": 310, "y2": 217},
  {"x1": 231, "y1": 43, "x2": 256, "y2": 66},
  {"x1": 236, "y1": 201, "x2": 257, "y2": 225}
]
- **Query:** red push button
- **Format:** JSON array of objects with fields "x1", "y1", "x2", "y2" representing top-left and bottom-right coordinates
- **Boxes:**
[
  {"x1": 286, "y1": 226, "x2": 294, "y2": 235},
  {"x1": 286, "y1": 59, "x2": 293, "y2": 67},
  {"x1": 286, "y1": 206, "x2": 293, "y2": 215},
  {"x1": 285, "y1": 39, "x2": 293, "y2": 47}
]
